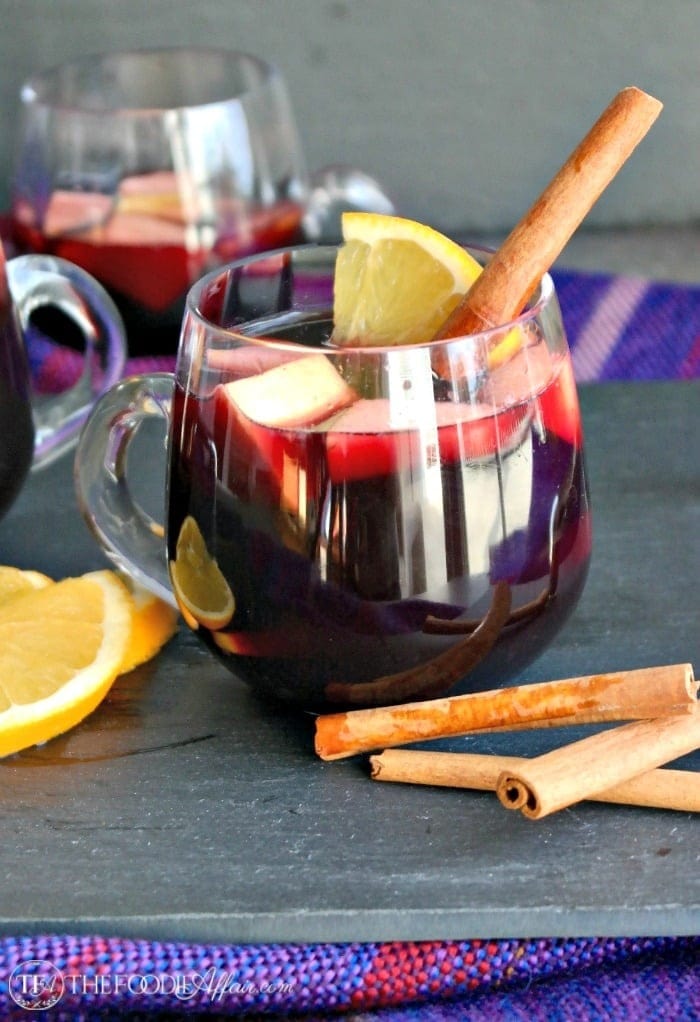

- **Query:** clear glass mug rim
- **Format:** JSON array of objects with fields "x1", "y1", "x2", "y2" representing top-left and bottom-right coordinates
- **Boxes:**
[
  {"x1": 185, "y1": 241, "x2": 558, "y2": 357},
  {"x1": 20, "y1": 47, "x2": 281, "y2": 116}
]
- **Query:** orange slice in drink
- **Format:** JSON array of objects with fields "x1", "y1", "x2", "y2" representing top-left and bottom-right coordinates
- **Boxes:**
[{"x1": 170, "y1": 516, "x2": 235, "y2": 631}]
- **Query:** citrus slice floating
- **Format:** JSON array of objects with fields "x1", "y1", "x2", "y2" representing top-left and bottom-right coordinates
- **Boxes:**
[
  {"x1": 117, "y1": 171, "x2": 190, "y2": 224},
  {"x1": 0, "y1": 570, "x2": 134, "y2": 758},
  {"x1": 332, "y1": 212, "x2": 484, "y2": 347},
  {"x1": 118, "y1": 573, "x2": 180, "y2": 674},
  {"x1": 170, "y1": 516, "x2": 235, "y2": 631}
]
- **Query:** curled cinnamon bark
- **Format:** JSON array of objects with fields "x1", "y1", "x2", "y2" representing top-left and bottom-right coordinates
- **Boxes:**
[
  {"x1": 496, "y1": 711, "x2": 700, "y2": 819},
  {"x1": 423, "y1": 582, "x2": 550, "y2": 635},
  {"x1": 369, "y1": 749, "x2": 700, "y2": 814},
  {"x1": 324, "y1": 581, "x2": 511, "y2": 706}
]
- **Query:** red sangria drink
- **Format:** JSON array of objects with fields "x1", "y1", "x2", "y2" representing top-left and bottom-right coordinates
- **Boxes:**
[
  {"x1": 165, "y1": 244, "x2": 591, "y2": 708},
  {"x1": 11, "y1": 49, "x2": 309, "y2": 354},
  {"x1": 12, "y1": 181, "x2": 304, "y2": 353}
]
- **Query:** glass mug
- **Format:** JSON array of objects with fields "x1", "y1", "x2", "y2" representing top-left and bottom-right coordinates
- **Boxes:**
[
  {"x1": 0, "y1": 240, "x2": 126, "y2": 522},
  {"x1": 11, "y1": 48, "x2": 393, "y2": 356},
  {"x1": 75, "y1": 244, "x2": 591, "y2": 709}
]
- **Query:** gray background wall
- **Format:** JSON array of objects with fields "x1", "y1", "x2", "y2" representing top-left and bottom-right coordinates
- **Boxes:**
[{"x1": 0, "y1": 0, "x2": 697, "y2": 235}]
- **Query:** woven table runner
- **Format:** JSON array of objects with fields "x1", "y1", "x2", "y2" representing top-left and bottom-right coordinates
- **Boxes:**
[
  {"x1": 3, "y1": 267, "x2": 699, "y2": 1020},
  {"x1": 24, "y1": 268, "x2": 700, "y2": 390},
  {"x1": 1, "y1": 934, "x2": 698, "y2": 1019}
]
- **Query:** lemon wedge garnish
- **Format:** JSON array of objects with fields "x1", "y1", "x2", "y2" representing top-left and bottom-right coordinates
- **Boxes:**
[
  {"x1": 333, "y1": 212, "x2": 524, "y2": 364},
  {"x1": 332, "y1": 212, "x2": 483, "y2": 347}
]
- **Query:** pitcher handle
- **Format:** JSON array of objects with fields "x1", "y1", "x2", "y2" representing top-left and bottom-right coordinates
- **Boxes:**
[
  {"x1": 74, "y1": 372, "x2": 176, "y2": 606},
  {"x1": 302, "y1": 165, "x2": 395, "y2": 243},
  {"x1": 6, "y1": 253, "x2": 127, "y2": 468}
]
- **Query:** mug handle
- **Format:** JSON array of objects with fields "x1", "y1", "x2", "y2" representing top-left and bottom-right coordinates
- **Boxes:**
[
  {"x1": 6, "y1": 253, "x2": 127, "y2": 468},
  {"x1": 74, "y1": 372, "x2": 176, "y2": 606}
]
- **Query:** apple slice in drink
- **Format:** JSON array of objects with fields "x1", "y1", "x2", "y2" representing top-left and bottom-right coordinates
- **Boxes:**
[
  {"x1": 217, "y1": 354, "x2": 358, "y2": 512},
  {"x1": 325, "y1": 398, "x2": 530, "y2": 484},
  {"x1": 43, "y1": 189, "x2": 115, "y2": 237},
  {"x1": 537, "y1": 355, "x2": 583, "y2": 447},
  {"x1": 478, "y1": 328, "x2": 582, "y2": 448},
  {"x1": 222, "y1": 353, "x2": 357, "y2": 428}
]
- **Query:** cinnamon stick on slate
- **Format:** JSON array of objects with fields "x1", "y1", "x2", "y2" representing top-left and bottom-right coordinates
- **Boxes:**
[
  {"x1": 314, "y1": 664, "x2": 697, "y2": 761},
  {"x1": 370, "y1": 748, "x2": 700, "y2": 813}
]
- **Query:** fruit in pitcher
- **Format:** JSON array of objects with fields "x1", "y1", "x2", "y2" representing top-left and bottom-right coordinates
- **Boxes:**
[{"x1": 12, "y1": 173, "x2": 304, "y2": 331}]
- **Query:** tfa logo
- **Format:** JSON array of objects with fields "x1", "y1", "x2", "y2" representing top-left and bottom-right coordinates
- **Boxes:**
[{"x1": 8, "y1": 960, "x2": 65, "y2": 1010}]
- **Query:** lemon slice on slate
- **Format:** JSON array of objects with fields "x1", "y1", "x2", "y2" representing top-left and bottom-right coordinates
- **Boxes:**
[{"x1": 0, "y1": 571, "x2": 133, "y2": 758}]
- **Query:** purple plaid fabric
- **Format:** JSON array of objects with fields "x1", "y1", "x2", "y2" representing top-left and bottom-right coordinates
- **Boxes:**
[
  {"x1": 3, "y1": 266, "x2": 699, "y2": 1019},
  {"x1": 554, "y1": 270, "x2": 700, "y2": 381},
  {"x1": 1, "y1": 934, "x2": 698, "y2": 1019},
  {"x1": 23, "y1": 267, "x2": 700, "y2": 392}
]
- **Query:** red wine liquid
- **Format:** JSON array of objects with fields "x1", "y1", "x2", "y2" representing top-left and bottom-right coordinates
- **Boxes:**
[
  {"x1": 12, "y1": 193, "x2": 304, "y2": 354},
  {"x1": 167, "y1": 329, "x2": 591, "y2": 707}
]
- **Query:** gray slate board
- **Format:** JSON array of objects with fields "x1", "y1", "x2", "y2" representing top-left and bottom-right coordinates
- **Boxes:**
[{"x1": 0, "y1": 380, "x2": 698, "y2": 943}]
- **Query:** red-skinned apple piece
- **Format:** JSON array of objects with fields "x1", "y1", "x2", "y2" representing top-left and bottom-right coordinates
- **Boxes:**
[{"x1": 325, "y1": 398, "x2": 529, "y2": 483}]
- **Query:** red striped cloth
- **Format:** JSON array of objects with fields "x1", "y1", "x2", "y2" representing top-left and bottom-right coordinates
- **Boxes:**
[{"x1": 24, "y1": 268, "x2": 700, "y2": 393}]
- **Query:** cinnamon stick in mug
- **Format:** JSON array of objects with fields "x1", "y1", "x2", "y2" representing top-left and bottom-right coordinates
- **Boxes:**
[
  {"x1": 497, "y1": 712, "x2": 700, "y2": 819},
  {"x1": 314, "y1": 664, "x2": 697, "y2": 761},
  {"x1": 370, "y1": 748, "x2": 700, "y2": 813},
  {"x1": 435, "y1": 86, "x2": 663, "y2": 339}
]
